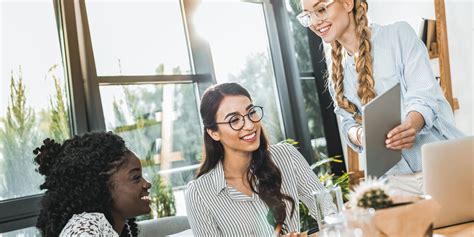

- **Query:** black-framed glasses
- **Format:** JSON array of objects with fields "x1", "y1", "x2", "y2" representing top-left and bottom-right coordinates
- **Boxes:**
[
  {"x1": 296, "y1": 0, "x2": 335, "y2": 27},
  {"x1": 214, "y1": 106, "x2": 264, "y2": 131}
]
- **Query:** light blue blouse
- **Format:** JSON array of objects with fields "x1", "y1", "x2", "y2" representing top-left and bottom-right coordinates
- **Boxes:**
[{"x1": 328, "y1": 21, "x2": 464, "y2": 175}]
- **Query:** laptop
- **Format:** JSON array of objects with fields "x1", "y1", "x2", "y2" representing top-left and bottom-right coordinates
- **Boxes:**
[
  {"x1": 362, "y1": 84, "x2": 402, "y2": 178},
  {"x1": 422, "y1": 136, "x2": 474, "y2": 228}
]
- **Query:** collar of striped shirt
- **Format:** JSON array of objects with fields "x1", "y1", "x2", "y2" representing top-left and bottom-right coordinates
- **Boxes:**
[
  {"x1": 212, "y1": 161, "x2": 227, "y2": 195},
  {"x1": 211, "y1": 161, "x2": 257, "y2": 201}
]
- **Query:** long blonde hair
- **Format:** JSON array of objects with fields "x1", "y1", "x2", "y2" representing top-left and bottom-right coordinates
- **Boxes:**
[{"x1": 330, "y1": 0, "x2": 375, "y2": 123}]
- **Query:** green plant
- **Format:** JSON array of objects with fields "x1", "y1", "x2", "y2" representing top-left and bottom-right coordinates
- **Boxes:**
[
  {"x1": 349, "y1": 177, "x2": 393, "y2": 210},
  {"x1": 357, "y1": 188, "x2": 392, "y2": 210},
  {"x1": 310, "y1": 153, "x2": 351, "y2": 202},
  {"x1": 47, "y1": 64, "x2": 70, "y2": 142},
  {"x1": 0, "y1": 67, "x2": 42, "y2": 198},
  {"x1": 150, "y1": 174, "x2": 176, "y2": 218},
  {"x1": 137, "y1": 173, "x2": 176, "y2": 221},
  {"x1": 282, "y1": 138, "x2": 299, "y2": 148},
  {"x1": 280, "y1": 139, "x2": 350, "y2": 231},
  {"x1": 299, "y1": 155, "x2": 351, "y2": 231},
  {"x1": 0, "y1": 64, "x2": 70, "y2": 200}
]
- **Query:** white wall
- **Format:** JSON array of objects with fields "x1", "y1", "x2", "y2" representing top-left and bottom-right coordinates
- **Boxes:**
[{"x1": 368, "y1": 0, "x2": 473, "y2": 135}]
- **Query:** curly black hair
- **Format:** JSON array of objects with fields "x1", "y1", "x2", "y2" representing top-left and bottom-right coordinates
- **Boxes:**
[{"x1": 34, "y1": 131, "x2": 139, "y2": 237}]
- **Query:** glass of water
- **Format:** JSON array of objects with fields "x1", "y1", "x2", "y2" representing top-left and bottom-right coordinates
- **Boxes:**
[{"x1": 313, "y1": 185, "x2": 345, "y2": 230}]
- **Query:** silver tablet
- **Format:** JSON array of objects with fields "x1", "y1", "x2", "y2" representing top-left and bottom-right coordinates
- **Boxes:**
[{"x1": 362, "y1": 84, "x2": 402, "y2": 178}]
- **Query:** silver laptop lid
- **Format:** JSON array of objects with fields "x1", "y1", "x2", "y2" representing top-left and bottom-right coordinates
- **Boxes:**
[{"x1": 422, "y1": 136, "x2": 474, "y2": 228}]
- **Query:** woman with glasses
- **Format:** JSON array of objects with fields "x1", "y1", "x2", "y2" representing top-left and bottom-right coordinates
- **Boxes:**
[
  {"x1": 185, "y1": 82, "x2": 327, "y2": 236},
  {"x1": 298, "y1": 0, "x2": 463, "y2": 176}
]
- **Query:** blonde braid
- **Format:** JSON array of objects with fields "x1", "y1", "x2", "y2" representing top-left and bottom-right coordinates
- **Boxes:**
[
  {"x1": 331, "y1": 41, "x2": 360, "y2": 121},
  {"x1": 354, "y1": 0, "x2": 376, "y2": 106}
]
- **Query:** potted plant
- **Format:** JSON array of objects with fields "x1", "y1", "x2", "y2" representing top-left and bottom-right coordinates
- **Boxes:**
[{"x1": 347, "y1": 177, "x2": 441, "y2": 237}]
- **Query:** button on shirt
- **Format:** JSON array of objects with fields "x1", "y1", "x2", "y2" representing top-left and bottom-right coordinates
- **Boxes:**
[
  {"x1": 185, "y1": 143, "x2": 327, "y2": 236},
  {"x1": 327, "y1": 21, "x2": 464, "y2": 175}
]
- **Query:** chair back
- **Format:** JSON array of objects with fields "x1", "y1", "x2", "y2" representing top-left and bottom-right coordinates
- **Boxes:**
[{"x1": 138, "y1": 216, "x2": 190, "y2": 237}]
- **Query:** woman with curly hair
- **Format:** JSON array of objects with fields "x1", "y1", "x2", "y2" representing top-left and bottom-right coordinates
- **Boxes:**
[
  {"x1": 297, "y1": 0, "x2": 463, "y2": 176},
  {"x1": 185, "y1": 83, "x2": 328, "y2": 236},
  {"x1": 33, "y1": 131, "x2": 152, "y2": 237}
]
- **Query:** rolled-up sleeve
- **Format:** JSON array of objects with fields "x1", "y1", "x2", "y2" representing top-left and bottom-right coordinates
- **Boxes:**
[
  {"x1": 185, "y1": 182, "x2": 219, "y2": 236},
  {"x1": 396, "y1": 21, "x2": 440, "y2": 134},
  {"x1": 327, "y1": 85, "x2": 363, "y2": 153}
]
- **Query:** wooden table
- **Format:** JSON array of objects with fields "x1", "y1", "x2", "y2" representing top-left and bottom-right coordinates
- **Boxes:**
[
  {"x1": 434, "y1": 222, "x2": 474, "y2": 236},
  {"x1": 307, "y1": 222, "x2": 474, "y2": 237}
]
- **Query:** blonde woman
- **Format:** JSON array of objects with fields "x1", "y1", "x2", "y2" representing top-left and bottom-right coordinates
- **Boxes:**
[{"x1": 297, "y1": 0, "x2": 464, "y2": 176}]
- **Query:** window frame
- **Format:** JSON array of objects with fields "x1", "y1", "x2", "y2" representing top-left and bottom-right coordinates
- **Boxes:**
[
  {"x1": 304, "y1": 27, "x2": 346, "y2": 175},
  {"x1": 0, "y1": 0, "x2": 345, "y2": 232},
  {"x1": 270, "y1": 0, "x2": 346, "y2": 175}
]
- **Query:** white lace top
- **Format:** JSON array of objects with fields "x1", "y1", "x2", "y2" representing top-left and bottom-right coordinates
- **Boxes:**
[{"x1": 59, "y1": 212, "x2": 127, "y2": 237}]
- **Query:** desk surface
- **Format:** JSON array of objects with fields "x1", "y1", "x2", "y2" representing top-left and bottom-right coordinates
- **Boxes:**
[
  {"x1": 433, "y1": 222, "x2": 474, "y2": 236},
  {"x1": 307, "y1": 222, "x2": 474, "y2": 237}
]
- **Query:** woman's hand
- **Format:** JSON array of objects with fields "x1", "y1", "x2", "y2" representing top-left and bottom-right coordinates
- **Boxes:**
[
  {"x1": 386, "y1": 111, "x2": 425, "y2": 150},
  {"x1": 275, "y1": 224, "x2": 308, "y2": 237},
  {"x1": 280, "y1": 232, "x2": 308, "y2": 237}
]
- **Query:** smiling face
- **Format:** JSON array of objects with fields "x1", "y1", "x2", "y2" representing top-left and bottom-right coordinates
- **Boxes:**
[
  {"x1": 301, "y1": 0, "x2": 354, "y2": 43},
  {"x1": 206, "y1": 95, "x2": 262, "y2": 158},
  {"x1": 109, "y1": 152, "x2": 151, "y2": 221}
]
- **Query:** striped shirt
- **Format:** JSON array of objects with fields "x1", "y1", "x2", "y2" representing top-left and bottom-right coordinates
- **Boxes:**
[
  {"x1": 185, "y1": 143, "x2": 326, "y2": 236},
  {"x1": 327, "y1": 21, "x2": 465, "y2": 175}
]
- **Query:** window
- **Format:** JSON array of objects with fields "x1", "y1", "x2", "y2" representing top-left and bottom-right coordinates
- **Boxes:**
[
  {"x1": 301, "y1": 79, "x2": 328, "y2": 158},
  {"x1": 0, "y1": 226, "x2": 39, "y2": 237},
  {"x1": 0, "y1": 0, "x2": 71, "y2": 201},
  {"x1": 100, "y1": 83, "x2": 202, "y2": 216},
  {"x1": 85, "y1": 0, "x2": 202, "y2": 218},
  {"x1": 194, "y1": 1, "x2": 285, "y2": 143},
  {"x1": 85, "y1": 0, "x2": 191, "y2": 76},
  {"x1": 1, "y1": 0, "x2": 342, "y2": 232},
  {"x1": 285, "y1": 0, "x2": 313, "y2": 73},
  {"x1": 284, "y1": 0, "x2": 329, "y2": 159}
]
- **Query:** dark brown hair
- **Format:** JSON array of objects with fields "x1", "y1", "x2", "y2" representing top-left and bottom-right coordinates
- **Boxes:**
[{"x1": 197, "y1": 82, "x2": 295, "y2": 233}]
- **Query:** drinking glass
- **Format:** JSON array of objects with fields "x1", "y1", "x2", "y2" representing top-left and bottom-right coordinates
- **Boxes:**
[
  {"x1": 342, "y1": 208, "x2": 378, "y2": 237},
  {"x1": 313, "y1": 186, "x2": 345, "y2": 230}
]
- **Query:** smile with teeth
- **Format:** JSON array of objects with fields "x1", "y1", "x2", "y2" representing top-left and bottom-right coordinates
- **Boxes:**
[
  {"x1": 241, "y1": 132, "x2": 256, "y2": 141},
  {"x1": 140, "y1": 196, "x2": 151, "y2": 201},
  {"x1": 319, "y1": 25, "x2": 331, "y2": 34}
]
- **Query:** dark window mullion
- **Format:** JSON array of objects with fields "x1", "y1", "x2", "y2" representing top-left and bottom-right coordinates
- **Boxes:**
[
  {"x1": 306, "y1": 29, "x2": 346, "y2": 175},
  {"x1": 182, "y1": 0, "x2": 217, "y2": 98},
  {"x1": 300, "y1": 72, "x2": 315, "y2": 78},
  {"x1": 57, "y1": 0, "x2": 89, "y2": 134},
  {"x1": 268, "y1": 0, "x2": 314, "y2": 162},
  {"x1": 76, "y1": 0, "x2": 106, "y2": 132},
  {"x1": 0, "y1": 194, "x2": 42, "y2": 233},
  {"x1": 262, "y1": 0, "x2": 295, "y2": 141}
]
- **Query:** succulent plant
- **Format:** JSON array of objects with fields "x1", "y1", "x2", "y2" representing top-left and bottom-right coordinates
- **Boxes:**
[
  {"x1": 357, "y1": 188, "x2": 393, "y2": 210},
  {"x1": 349, "y1": 176, "x2": 393, "y2": 210}
]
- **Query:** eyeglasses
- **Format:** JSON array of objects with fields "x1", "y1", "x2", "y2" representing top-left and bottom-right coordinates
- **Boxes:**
[
  {"x1": 214, "y1": 106, "x2": 264, "y2": 131},
  {"x1": 297, "y1": 0, "x2": 335, "y2": 28}
]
